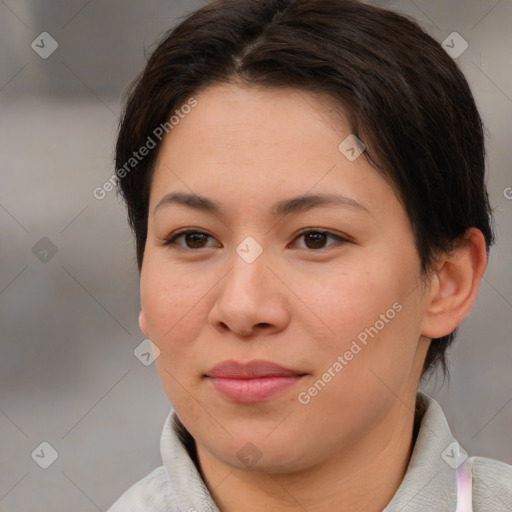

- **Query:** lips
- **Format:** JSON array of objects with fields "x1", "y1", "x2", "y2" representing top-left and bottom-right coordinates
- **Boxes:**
[
  {"x1": 206, "y1": 360, "x2": 305, "y2": 379},
  {"x1": 205, "y1": 360, "x2": 306, "y2": 403}
]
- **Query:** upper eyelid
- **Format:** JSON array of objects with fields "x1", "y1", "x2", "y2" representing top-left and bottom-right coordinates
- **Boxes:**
[{"x1": 293, "y1": 228, "x2": 346, "y2": 239}]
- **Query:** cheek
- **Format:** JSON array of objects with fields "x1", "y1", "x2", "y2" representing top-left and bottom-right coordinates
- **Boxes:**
[
  {"x1": 141, "y1": 261, "x2": 213, "y2": 407},
  {"x1": 290, "y1": 262, "x2": 403, "y2": 350},
  {"x1": 292, "y1": 249, "x2": 422, "y2": 379},
  {"x1": 140, "y1": 259, "x2": 210, "y2": 354}
]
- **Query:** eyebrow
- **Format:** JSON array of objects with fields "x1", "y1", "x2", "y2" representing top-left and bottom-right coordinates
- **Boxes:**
[{"x1": 153, "y1": 191, "x2": 370, "y2": 217}]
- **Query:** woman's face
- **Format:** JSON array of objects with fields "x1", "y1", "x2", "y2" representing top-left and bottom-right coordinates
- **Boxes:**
[{"x1": 139, "y1": 82, "x2": 432, "y2": 473}]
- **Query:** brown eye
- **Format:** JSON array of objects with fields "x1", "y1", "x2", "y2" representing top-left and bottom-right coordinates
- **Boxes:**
[
  {"x1": 163, "y1": 230, "x2": 220, "y2": 250},
  {"x1": 304, "y1": 232, "x2": 328, "y2": 249},
  {"x1": 292, "y1": 230, "x2": 346, "y2": 250},
  {"x1": 184, "y1": 232, "x2": 209, "y2": 248}
]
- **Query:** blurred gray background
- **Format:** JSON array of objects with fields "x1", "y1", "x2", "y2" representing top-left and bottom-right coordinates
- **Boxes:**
[{"x1": 0, "y1": 1, "x2": 511, "y2": 510}]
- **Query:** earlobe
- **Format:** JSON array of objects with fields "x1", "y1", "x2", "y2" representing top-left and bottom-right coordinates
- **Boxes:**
[
  {"x1": 421, "y1": 228, "x2": 487, "y2": 339},
  {"x1": 139, "y1": 309, "x2": 149, "y2": 337}
]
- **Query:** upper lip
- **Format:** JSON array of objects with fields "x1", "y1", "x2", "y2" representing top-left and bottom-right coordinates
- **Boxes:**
[{"x1": 205, "y1": 360, "x2": 306, "y2": 379}]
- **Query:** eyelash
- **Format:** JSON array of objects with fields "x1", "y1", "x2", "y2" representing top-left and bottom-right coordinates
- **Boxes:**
[{"x1": 161, "y1": 228, "x2": 349, "y2": 251}]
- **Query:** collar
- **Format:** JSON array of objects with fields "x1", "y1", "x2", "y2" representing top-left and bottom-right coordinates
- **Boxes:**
[{"x1": 160, "y1": 391, "x2": 459, "y2": 511}]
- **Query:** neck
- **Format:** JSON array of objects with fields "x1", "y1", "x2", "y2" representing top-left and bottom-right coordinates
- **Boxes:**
[{"x1": 195, "y1": 396, "x2": 420, "y2": 512}]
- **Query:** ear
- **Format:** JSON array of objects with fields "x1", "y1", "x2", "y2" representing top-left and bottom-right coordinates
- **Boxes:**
[
  {"x1": 139, "y1": 309, "x2": 150, "y2": 337},
  {"x1": 421, "y1": 228, "x2": 488, "y2": 339}
]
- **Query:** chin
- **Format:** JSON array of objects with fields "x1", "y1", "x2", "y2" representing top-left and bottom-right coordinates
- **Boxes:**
[{"x1": 202, "y1": 432, "x2": 313, "y2": 475}]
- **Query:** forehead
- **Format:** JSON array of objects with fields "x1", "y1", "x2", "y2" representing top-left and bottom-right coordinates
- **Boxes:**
[
  {"x1": 152, "y1": 84, "x2": 347, "y2": 174},
  {"x1": 149, "y1": 82, "x2": 396, "y2": 219}
]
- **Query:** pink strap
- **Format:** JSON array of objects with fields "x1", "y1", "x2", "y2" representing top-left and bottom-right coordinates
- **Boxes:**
[{"x1": 455, "y1": 451, "x2": 474, "y2": 512}]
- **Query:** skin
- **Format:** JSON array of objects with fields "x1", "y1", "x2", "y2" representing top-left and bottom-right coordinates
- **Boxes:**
[{"x1": 138, "y1": 82, "x2": 487, "y2": 512}]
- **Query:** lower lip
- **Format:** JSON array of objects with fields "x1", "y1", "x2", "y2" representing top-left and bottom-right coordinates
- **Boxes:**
[{"x1": 207, "y1": 375, "x2": 304, "y2": 403}]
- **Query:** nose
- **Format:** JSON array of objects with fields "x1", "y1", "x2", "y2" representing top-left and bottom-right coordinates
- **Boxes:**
[{"x1": 208, "y1": 247, "x2": 291, "y2": 337}]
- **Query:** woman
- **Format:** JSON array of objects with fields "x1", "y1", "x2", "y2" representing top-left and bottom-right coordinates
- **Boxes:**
[{"x1": 107, "y1": 0, "x2": 512, "y2": 510}]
